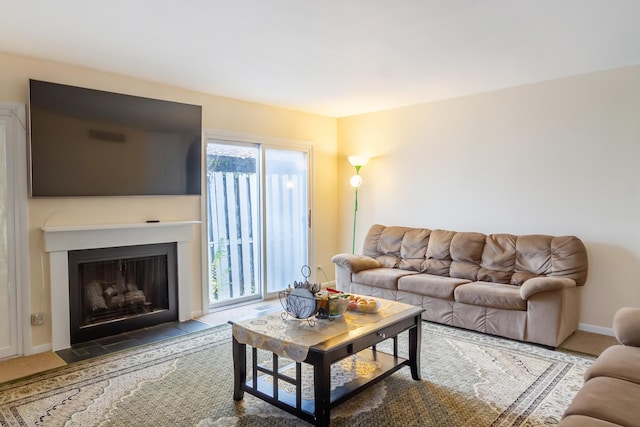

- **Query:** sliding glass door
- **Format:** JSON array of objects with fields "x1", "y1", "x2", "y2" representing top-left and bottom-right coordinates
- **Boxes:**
[
  {"x1": 206, "y1": 142, "x2": 260, "y2": 306},
  {"x1": 206, "y1": 139, "x2": 310, "y2": 307}
]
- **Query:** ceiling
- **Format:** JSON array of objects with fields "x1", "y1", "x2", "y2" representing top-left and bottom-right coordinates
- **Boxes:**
[{"x1": 1, "y1": 1, "x2": 640, "y2": 118}]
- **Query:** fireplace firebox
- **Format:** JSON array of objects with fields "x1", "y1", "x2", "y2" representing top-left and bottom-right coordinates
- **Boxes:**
[{"x1": 68, "y1": 243, "x2": 178, "y2": 344}]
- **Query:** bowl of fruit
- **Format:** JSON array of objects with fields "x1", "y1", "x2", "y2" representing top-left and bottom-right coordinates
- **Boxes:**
[{"x1": 347, "y1": 295, "x2": 381, "y2": 313}]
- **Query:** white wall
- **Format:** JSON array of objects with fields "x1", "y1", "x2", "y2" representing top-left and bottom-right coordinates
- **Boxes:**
[{"x1": 338, "y1": 65, "x2": 640, "y2": 331}]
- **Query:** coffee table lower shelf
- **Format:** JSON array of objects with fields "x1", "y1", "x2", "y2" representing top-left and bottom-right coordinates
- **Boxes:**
[{"x1": 242, "y1": 347, "x2": 407, "y2": 423}]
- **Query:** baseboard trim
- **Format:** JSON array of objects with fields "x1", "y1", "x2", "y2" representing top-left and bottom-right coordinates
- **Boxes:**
[
  {"x1": 321, "y1": 281, "x2": 337, "y2": 289},
  {"x1": 578, "y1": 323, "x2": 614, "y2": 337},
  {"x1": 30, "y1": 343, "x2": 53, "y2": 355}
]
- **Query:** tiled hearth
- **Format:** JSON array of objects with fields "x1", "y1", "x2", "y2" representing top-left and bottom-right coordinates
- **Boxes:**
[
  {"x1": 55, "y1": 319, "x2": 211, "y2": 363},
  {"x1": 57, "y1": 299, "x2": 281, "y2": 363}
]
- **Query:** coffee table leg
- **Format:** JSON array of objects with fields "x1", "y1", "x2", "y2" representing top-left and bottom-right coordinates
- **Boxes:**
[
  {"x1": 409, "y1": 316, "x2": 422, "y2": 380},
  {"x1": 232, "y1": 336, "x2": 246, "y2": 400},
  {"x1": 313, "y1": 359, "x2": 331, "y2": 426}
]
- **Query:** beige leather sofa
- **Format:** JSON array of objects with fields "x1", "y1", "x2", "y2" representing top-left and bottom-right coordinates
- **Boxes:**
[
  {"x1": 332, "y1": 224, "x2": 588, "y2": 347},
  {"x1": 560, "y1": 307, "x2": 640, "y2": 427}
]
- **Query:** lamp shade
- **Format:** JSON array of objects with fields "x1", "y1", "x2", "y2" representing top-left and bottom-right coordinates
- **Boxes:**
[{"x1": 348, "y1": 156, "x2": 369, "y2": 167}]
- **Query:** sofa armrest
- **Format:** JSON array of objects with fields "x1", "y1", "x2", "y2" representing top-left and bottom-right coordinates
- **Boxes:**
[
  {"x1": 520, "y1": 277, "x2": 576, "y2": 299},
  {"x1": 331, "y1": 253, "x2": 382, "y2": 273},
  {"x1": 613, "y1": 307, "x2": 640, "y2": 347}
]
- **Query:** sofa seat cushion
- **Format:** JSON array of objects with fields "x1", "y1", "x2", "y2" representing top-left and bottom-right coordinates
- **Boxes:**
[
  {"x1": 562, "y1": 376, "x2": 640, "y2": 427},
  {"x1": 585, "y1": 345, "x2": 640, "y2": 385},
  {"x1": 351, "y1": 268, "x2": 419, "y2": 290},
  {"x1": 560, "y1": 415, "x2": 624, "y2": 427},
  {"x1": 454, "y1": 282, "x2": 526, "y2": 311},
  {"x1": 397, "y1": 274, "x2": 471, "y2": 300}
]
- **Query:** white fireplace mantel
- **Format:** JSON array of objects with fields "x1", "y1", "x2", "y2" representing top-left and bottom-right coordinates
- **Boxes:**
[{"x1": 42, "y1": 221, "x2": 199, "y2": 351}]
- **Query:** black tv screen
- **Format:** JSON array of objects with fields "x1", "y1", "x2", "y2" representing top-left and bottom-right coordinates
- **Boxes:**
[{"x1": 28, "y1": 79, "x2": 202, "y2": 197}]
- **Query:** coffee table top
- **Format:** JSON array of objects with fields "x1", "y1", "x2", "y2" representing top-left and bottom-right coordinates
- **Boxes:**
[{"x1": 231, "y1": 298, "x2": 423, "y2": 362}]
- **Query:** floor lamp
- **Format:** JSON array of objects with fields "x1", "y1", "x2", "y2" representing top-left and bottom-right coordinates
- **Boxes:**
[{"x1": 348, "y1": 156, "x2": 368, "y2": 254}]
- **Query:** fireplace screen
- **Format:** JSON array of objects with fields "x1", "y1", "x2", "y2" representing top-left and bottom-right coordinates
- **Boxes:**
[
  {"x1": 69, "y1": 243, "x2": 177, "y2": 344},
  {"x1": 80, "y1": 256, "x2": 168, "y2": 326}
]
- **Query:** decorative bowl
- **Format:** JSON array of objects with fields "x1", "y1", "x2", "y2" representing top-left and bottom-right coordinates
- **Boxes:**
[
  {"x1": 280, "y1": 288, "x2": 319, "y2": 319},
  {"x1": 317, "y1": 296, "x2": 350, "y2": 319}
]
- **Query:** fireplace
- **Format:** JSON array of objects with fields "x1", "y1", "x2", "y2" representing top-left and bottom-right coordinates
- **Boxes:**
[
  {"x1": 68, "y1": 243, "x2": 178, "y2": 344},
  {"x1": 42, "y1": 221, "x2": 197, "y2": 351}
]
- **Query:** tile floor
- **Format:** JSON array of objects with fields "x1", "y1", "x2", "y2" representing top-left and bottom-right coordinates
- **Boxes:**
[{"x1": 198, "y1": 298, "x2": 281, "y2": 326}]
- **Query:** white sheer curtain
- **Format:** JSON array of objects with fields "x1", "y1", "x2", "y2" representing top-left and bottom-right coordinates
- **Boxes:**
[
  {"x1": 0, "y1": 104, "x2": 28, "y2": 358},
  {"x1": 0, "y1": 123, "x2": 12, "y2": 357},
  {"x1": 264, "y1": 148, "x2": 309, "y2": 294}
]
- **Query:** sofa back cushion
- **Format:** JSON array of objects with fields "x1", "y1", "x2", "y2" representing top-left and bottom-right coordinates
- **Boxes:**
[
  {"x1": 399, "y1": 228, "x2": 431, "y2": 271},
  {"x1": 361, "y1": 224, "x2": 588, "y2": 286},
  {"x1": 450, "y1": 232, "x2": 485, "y2": 281},
  {"x1": 423, "y1": 229, "x2": 455, "y2": 276},
  {"x1": 479, "y1": 234, "x2": 517, "y2": 283},
  {"x1": 362, "y1": 223, "x2": 386, "y2": 258}
]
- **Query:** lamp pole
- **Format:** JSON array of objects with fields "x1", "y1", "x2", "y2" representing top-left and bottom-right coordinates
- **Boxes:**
[
  {"x1": 351, "y1": 165, "x2": 361, "y2": 254},
  {"x1": 348, "y1": 156, "x2": 367, "y2": 254}
]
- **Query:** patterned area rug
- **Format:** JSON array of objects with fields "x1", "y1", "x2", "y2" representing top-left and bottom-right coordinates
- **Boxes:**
[{"x1": 0, "y1": 322, "x2": 593, "y2": 426}]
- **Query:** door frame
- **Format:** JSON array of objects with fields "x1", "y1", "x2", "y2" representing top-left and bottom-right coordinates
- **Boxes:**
[
  {"x1": 201, "y1": 129, "x2": 314, "y2": 314},
  {"x1": 0, "y1": 103, "x2": 30, "y2": 358}
]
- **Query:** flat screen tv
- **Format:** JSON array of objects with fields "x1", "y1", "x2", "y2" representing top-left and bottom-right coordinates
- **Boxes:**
[{"x1": 28, "y1": 79, "x2": 202, "y2": 197}]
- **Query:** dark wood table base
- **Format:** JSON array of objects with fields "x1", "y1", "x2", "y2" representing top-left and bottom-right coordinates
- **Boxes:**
[{"x1": 232, "y1": 311, "x2": 423, "y2": 426}]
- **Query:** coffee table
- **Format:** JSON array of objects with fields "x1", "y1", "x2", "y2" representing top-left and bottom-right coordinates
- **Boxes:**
[{"x1": 230, "y1": 299, "x2": 425, "y2": 426}]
